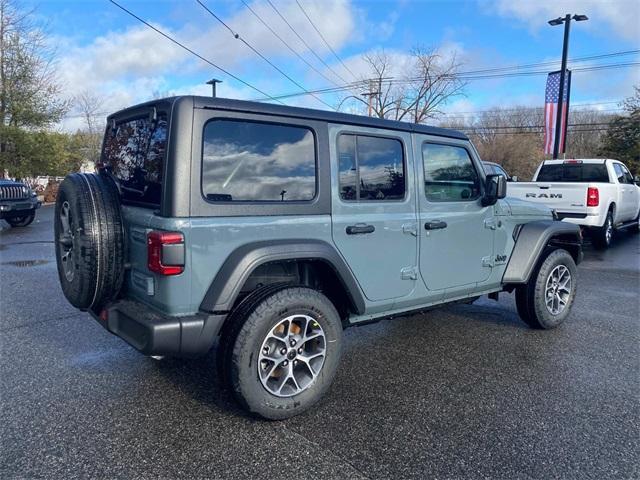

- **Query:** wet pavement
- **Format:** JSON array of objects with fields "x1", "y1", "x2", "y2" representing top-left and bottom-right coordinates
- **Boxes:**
[{"x1": 1, "y1": 205, "x2": 639, "y2": 479}]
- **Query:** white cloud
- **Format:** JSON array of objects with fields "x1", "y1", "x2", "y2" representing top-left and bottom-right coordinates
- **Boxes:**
[
  {"x1": 54, "y1": 0, "x2": 361, "y2": 128},
  {"x1": 487, "y1": 0, "x2": 640, "y2": 41}
]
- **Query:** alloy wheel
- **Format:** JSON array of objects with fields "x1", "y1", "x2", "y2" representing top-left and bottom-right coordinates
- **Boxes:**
[
  {"x1": 544, "y1": 264, "x2": 572, "y2": 315},
  {"x1": 58, "y1": 201, "x2": 75, "y2": 282},
  {"x1": 257, "y1": 314, "x2": 326, "y2": 397}
]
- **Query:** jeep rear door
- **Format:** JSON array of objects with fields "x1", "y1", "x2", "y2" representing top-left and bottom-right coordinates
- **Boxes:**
[
  {"x1": 414, "y1": 137, "x2": 494, "y2": 295},
  {"x1": 329, "y1": 125, "x2": 418, "y2": 302}
]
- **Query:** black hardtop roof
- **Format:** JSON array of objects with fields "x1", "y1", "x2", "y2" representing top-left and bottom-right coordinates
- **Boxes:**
[{"x1": 110, "y1": 96, "x2": 468, "y2": 141}]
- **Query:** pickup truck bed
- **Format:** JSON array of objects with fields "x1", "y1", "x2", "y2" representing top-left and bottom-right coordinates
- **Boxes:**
[{"x1": 508, "y1": 159, "x2": 640, "y2": 248}]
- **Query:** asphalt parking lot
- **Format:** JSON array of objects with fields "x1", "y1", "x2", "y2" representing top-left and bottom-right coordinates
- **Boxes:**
[{"x1": 1, "y1": 205, "x2": 638, "y2": 479}]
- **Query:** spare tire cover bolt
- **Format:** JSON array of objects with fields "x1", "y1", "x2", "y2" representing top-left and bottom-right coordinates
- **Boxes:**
[
  {"x1": 289, "y1": 339, "x2": 296, "y2": 347},
  {"x1": 280, "y1": 348, "x2": 286, "y2": 355},
  {"x1": 282, "y1": 360, "x2": 288, "y2": 366}
]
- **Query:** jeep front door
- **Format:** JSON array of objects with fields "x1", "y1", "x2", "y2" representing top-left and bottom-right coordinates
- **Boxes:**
[
  {"x1": 330, "y1": 126, "x2": 418, "y2": 302},
  {"x1": 415, "y1": 139, "x2": 494, "y2": 294}
]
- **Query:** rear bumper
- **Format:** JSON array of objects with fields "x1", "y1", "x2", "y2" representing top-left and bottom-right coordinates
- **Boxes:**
[
  {"x1": 557, "y1": 213, "x2": 603, "y2": 228},
  {"x1": 90, "y1": 300, "x2": 226, "y2": 357},
  {"x1": 0, "y1": 198, "x2": 41, "y2": 218}
]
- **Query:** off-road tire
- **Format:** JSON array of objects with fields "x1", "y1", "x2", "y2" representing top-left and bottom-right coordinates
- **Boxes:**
[
  {"x1": 219, "y1": 286, "x2": 342, "y2": 420},
  {"x1": 54, "y1": 173, "x2": 125, "y2": 311},
  {"x1": 592, "y1": 211, "x2": 613, "y2": 249},
  {"x1": 7, "y1": 212, "x2": 35, "y2": 227},
  {"x1": 516, "y1": 248, "x2": 577, "y2": 329}
]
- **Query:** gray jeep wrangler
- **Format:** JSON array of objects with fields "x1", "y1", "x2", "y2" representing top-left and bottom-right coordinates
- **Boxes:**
[{"x1": 54, "y1": 96, "x2": 582, "y2": 419}]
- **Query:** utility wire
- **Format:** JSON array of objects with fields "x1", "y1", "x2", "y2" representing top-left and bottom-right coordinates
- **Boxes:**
[
  {"x1": 196, "y1": 0, "x2": 335, "y2": 110},
  {"x1": 265, "y1": 0, "x2": 351, "y2": 85},
  {"x1": 107, "y1": 0, "x2": 285, "y2": 104},
  {"x1": 437, "y1": 101, "x2": 622, "y2": 116},
  {"x1": 453, "y1": 127, "x2": 611, "y2": 135},
  {"x1": 445, "y1": 49, "x2": 640, "y2": 76},
  {"x1": 259, "y1": 61, "x2": 639, "y2": 101},
  {"x1": 295, "y1": 0, "x2": 357, "y2": 81},
  {"x1": 240, "y1": 0, "x2": 344, "y2": 90},
  {"x1": 449, "y1": 122, "x2": 615, "y2": 131},
  {"x1": 437, "y1": 109, "x2": 624, "y2": 123}
]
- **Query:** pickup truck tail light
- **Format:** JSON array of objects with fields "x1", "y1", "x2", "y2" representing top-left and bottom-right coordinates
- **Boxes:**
[
  {"x1": 586, "y1": 187, "x2": 599, "y2": 207},
  {"x1": 147, "y1": 231, "x2": 184, "y2": 276}
]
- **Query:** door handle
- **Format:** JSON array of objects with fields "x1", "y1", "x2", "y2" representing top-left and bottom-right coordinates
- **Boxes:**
[
  {"x1": 346, "y1": 224, "x2": 375, "y2": 235},
  {"x1": 425, "y1": 220, "x2": 447, "y2": 230}
]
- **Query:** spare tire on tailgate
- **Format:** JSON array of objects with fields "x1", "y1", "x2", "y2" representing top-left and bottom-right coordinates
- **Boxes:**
[{"x1": 54, "y1": 173, "x2": 126, "y2": 311}]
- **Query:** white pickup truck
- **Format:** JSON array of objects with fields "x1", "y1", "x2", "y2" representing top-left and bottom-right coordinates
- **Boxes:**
[{"x1": 508, "y1": 159, "x2": 640, "y2": 249}]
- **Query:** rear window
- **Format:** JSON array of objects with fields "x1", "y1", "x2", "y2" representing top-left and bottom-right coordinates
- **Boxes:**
[
  {"x1": 537, "y1": 163, "x2": 610, "y2": 183},
  {"x1": 102, "y1": 113, "x2": 168, "y2": 206}
]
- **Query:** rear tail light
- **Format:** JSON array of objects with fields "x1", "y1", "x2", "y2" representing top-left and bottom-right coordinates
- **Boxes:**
[
  {"x1": 147, "y1": 231, "x2": 184, "y2": 276},
  {"x1": 586, "y1": 187, "x2": 599, "y2": 207}
]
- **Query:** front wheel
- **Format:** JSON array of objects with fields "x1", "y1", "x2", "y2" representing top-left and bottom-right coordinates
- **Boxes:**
[
  {"x1": 220, "y1": 286, "x2": 343, "y2": 420},
  {"x1": 7, "y1": 212, "x2": 35, "y2": 227},
  {"x1": 516, "y1": 248, "x2": 577, "y2": 329}
]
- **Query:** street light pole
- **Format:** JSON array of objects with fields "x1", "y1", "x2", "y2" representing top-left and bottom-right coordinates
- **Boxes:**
[
  {"x1": 548, "y1": 14, "x2": 588, "y2": 159},
  {"x1": 206, "y1": 78, "x2": 222, "y2": 98}
]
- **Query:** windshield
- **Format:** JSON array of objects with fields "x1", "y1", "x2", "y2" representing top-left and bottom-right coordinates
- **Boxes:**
[
  {"x1": 536, "y1": 163, "x2": 610, "y2": 183},
  {"x1": 102, "y1": 113, "x2": 168, "y2": 207}
]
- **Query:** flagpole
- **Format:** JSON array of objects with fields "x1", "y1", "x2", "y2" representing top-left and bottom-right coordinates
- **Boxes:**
[
  {"x1": 553, "y1": 14, "x2": 571, "y2": 160},
  {"x1": 548, "y1": 13, "x2": 588, "y2": 159}
]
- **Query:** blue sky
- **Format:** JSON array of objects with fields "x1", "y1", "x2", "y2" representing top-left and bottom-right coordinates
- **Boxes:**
[{"x1": 25, "y1": 0, "x2": 640, "y2": 129}]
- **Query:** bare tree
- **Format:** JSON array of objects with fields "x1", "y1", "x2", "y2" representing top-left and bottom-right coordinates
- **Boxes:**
[
  {"x1": 74, "y1": 91, "x2": 105, "y2": 167},
  {"x1": 338, "y1": 46, "x2": 466, "y2": 123},
  {"x1": 438, "y1": 106, "x2": 617, "y2": 180}
]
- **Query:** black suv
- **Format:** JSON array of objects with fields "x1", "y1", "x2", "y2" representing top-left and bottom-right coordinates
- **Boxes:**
[{"x1": 0, "y1": 179, "x2": 40, "y2": 227}]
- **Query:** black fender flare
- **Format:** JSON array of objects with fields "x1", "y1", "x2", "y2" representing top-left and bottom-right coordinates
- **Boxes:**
[
  {"x1": 199, "y1": 239, "x2": 366, "y2": 315},
  {"x1": 503, "y1": 220, "x2": 582, "y2": 284}
]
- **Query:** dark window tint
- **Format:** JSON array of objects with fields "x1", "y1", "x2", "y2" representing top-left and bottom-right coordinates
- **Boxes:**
[
  {"x1": 337, "y1": 134, "x2": 405, "y2": 201},
  {"x1": 202, "y1": 120, "x2": 316, "y2": 202},
  {"x1": 537, "y1": 163, "x2": 610, "y2": 183},
  {"x1": 613, "y1": 163, "x2": 633, "y2": 184},
  {"x1": 338, "y1": 135, "x2": 357, "y2": 200},
  {"x1": 422, "y1": 143, "x2": 481, "y2": 202},
  {"x1": 495, "y1": 165, "x2": 508, "y2": 178},
  {"x1": 102, "y1": 114, "x2": 168, "y2": 206}
]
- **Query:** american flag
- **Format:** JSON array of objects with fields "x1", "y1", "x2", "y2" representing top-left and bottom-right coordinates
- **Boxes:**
[{"x1": 544, "y1": 70, "x2": 571, "y2": 155}]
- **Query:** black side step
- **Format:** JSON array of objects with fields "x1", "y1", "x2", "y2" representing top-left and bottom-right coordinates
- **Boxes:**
[{"x1": 616, "y1": 220, "x2": 640, "y2": 230}]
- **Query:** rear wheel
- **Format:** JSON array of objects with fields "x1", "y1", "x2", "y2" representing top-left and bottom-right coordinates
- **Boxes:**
[
  {"x1": 219, "y1": 286, "x2": 343, "y2": 420},
  {"x1": 516, "y1": 248, "x2": 577, "y2": 329},
  {"x1": 592, "y1": 211, "x2": 613, "y2": 249},
  {"x1": 7, "y1": 212, "x2": 35, "y2": 227}
]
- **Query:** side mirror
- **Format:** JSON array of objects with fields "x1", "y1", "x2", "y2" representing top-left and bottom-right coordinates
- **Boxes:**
[
  {"x1": 510, "y1": 175, "x2": 518, "y2": 182},
  {"x1": 482, "y1": 174, "x2": 507, "y2": 206}
]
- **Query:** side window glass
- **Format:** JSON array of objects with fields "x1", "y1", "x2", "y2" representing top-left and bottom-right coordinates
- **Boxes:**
[
  {"x1": 614, "y1": 164, "x2": 627, "y2": 184},
  {"x1": 338, "y1": 135, "x2": 357, "y2": 200},
  {"x1": 621, "y1": 164, "x2": 633, "y2": 184},
  {"x1": 337, "y1": 134, "x2": 405, "y2": 201},
  {"x1": 422, "y1": 143, "x2": 481, "y2": 202},
  {"x1": 202, "y1": 120, "x2": 316, "y2": 202},
  {"x1": 357, "y1": 136, "x2": 404, "y2": 201}
]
